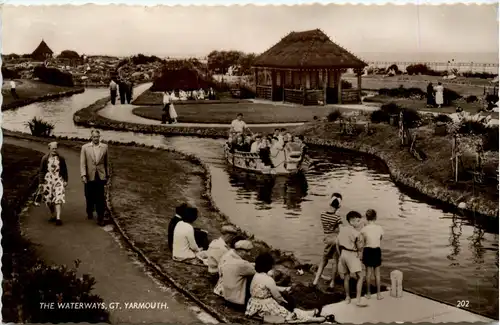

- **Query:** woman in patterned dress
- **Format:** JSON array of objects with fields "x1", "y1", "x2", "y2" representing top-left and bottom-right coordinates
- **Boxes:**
[
  {"x1": 245, "y1": 253, "x2": 324, "y2": 322},
  {"x1": 38, "y1": 142, "x2": 68, "y2": 226}
]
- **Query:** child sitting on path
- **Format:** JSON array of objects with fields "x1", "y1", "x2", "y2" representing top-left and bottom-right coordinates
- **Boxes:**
[
  {"x1": 312, "y1": 193, "x2": 343, "y2": 290},
  {"x1": 360, "y1": 209, "x2": 384, "y2": 300},
  {"x1": 336, "y1": 211, "x2": 367, "y2": 307}
]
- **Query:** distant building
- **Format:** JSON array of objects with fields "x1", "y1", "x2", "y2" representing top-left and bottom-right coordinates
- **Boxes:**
[
  {"x1": 31, "y1": 40, "x2": 54, "y2": 61},
  {"x1": 252, "y1": 29, "x2": 366, "y2": 105}
]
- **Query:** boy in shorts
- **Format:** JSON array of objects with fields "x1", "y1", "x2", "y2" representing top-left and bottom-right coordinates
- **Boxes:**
[
  {"x1": 360, "y1": 209, "x2": 384, "y2": 300},
  {"x1": 312, "y1": 193, "x2": 343, "y2": 289},
  {"x1": 336, "y1": 211, "x2": 366, "y2": 306}
]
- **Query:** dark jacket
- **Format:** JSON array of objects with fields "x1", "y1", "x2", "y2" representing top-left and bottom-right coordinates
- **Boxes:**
[{"x1": 39, "y1": 154, "x2": 68, "y2": 184}]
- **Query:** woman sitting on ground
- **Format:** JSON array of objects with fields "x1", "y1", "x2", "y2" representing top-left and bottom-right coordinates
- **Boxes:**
[
  {"x1": 245, "y1": 253, "x2": 325, "y2": 322},
  {"x1": 168, "y1": 203, "x2": 188, "y2": 253},
  {"x1": 172, "y1": 205, "x2": 207, "y2": 264},
  {"x1": 206, "y1": 225, "x2": 238, "y2": 277}
]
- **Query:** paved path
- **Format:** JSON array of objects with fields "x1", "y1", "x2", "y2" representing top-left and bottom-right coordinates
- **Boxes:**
[
  {"x1": 321, "y1": 290, "x2": 494, "y2": 323},
  {"x1": 5, "y1": 136, "x2": 218, "y2": 324}
]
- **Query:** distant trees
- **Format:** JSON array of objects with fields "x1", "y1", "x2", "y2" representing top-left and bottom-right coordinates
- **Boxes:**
[
  {"x1": 58, "y1": 50, "x2": 80, "y2": 59},
  {"x1": 207, "y1": 50, "x2": 256, "y2": 75}
]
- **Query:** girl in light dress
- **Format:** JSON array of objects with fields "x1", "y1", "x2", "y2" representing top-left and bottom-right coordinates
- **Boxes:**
[
  {"x1": 167, "y1": 90, "x2": 178, "y2": 123},
  {"x1": 245, "y1": 253, "x2": 325, "y2": 323}
]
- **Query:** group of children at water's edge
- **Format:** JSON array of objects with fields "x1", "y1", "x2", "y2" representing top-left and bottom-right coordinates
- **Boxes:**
[
  {"x1": 313, "y1": 193, "x2": 385, "y2": 307},
  {"x1": 227, "y1": 113, "x2": 307, "y2": 167},
  {"x1": 166, "y1": 193, "x2": 384, "y2": 323}
]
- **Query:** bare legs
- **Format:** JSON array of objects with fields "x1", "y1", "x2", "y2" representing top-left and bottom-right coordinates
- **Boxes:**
[
  {"x1": 366, "y1": 267, "x2": 383, "y2": 300},
  {"x1": 47, "y1": 203, "x2": 62, "y2": 225},
  {"x1": 344, "y1": 272, "x2": 366, "y2": 306},
  {"x1": 313, "y1": 258, "x2": 337, "y2": 288}
]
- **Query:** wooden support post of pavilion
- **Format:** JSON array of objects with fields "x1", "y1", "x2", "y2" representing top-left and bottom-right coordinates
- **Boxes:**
[{"x1": 337, "y1": 70, "x2": 343, "y2": 104}]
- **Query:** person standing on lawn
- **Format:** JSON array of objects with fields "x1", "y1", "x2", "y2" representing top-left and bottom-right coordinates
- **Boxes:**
[
  {"x1": 10, "y1": 79, "x2": 19, "y2": 99},
  {"x1": 39, "y1": 142, "x2": 68, "y2": 226},
  {"x1": 109, "y1": 79, "x2": 118, "y2": 105},
  {"x1": 434, "y1": 82, "x2": 444, "y2": 108},
  {"x1": 426, "y1": 82, "x2": 434, "y2": 108},
  {"x1": 80, "y1": 129, "x2": 109, "y2": 226},
  {"x1": 162, "y1": 91, "x2": 172, "y2": 124}
]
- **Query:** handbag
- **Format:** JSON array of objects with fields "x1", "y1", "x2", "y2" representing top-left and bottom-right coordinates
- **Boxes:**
[{"x1": 33, "y1": 185, "x2": 43, "y2": 206}]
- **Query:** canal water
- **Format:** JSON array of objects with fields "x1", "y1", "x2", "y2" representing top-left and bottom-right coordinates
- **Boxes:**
[{"x1": 1, "y1": 88, "x2": 498, "y2": 319}]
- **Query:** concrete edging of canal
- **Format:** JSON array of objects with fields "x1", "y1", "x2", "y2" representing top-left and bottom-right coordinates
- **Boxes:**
[{"x1": 73, "y1": 95, "x2": 498, "y2": 219}]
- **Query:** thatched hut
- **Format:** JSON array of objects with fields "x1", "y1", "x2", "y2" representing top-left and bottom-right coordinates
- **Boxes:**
[
  {"x1": 31, "y1": 40, "x2": 54, "y2": 61},
  {"x1": 252, "y1": 29, "x2": 366, "y2": 105}
]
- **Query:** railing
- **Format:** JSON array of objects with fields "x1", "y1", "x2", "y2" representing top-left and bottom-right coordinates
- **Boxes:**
[
  {"x1": 342, "y1": 89, "x2": 360, "y2": 103},
  {"x1": 256, "y1": 85, "x2": 272, "y2": 100}
]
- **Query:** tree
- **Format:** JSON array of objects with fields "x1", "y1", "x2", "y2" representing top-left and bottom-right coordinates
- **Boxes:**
[
  {"x1": 207, "y1": 50, "x2": 244, "y2": 75},
  {"x1": 58, "y1": 50, "x2": 80, "y2": 59},
  {"x1": 238, "y1": 53, "x2": 257, "y2": 75}
]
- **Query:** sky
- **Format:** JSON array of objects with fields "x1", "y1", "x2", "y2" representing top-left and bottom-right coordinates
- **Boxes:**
[{"x1": 1, "y1": 4, "x2": 498, "y2": 60}]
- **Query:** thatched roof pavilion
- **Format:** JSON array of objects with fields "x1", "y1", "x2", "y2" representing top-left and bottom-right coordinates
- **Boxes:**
[
  {"x1": 252, "y1": 29, "x2": 367, "y2": 105},
  {"x1": 31, "y1": 40, "x2": 54, "y2": 61}
]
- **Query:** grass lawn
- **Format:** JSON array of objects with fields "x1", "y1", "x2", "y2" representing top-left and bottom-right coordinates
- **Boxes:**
[
  {"x1": 1, "y1": 79, "x2": 76, "y2": 110},
  {"x1": 108, "y1": 145, "x2": 381, "y2": 322},
  {"x1": 294, "y1": 121, "x2": 499, "y2": 216},
  {"x1": 364, "y1": 95, "x2": 499, "y2": 118},
  {"x1": 344, "y1": 75, "x2": 496, "y2": 97},
  {"x1": 133, "y1": 103, "x2": 348, "y2": 124}
]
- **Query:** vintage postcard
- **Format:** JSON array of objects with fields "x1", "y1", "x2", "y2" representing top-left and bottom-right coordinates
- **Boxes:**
[{"x1": 0, "y1": 2, "x2": 498, "y2": 324}]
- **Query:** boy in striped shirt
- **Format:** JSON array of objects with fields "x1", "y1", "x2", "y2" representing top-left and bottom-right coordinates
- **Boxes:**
[{"x1": 312, "y1": 193, "x2": 343, "y2": 290}]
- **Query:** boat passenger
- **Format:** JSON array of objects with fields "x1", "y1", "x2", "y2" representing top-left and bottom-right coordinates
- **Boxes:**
[
  {"x1": 250, "y1": 136, "x2": 262, "y2": 153},
  {"x1": 230, "y1": 113, "x2": 250, "y2": 134},
  {"x1": 241, "y1": 136, "x2": 252, "y2": 152},
  {"x1": 259, "y1": 137, "x2": 274, "y2": 167},
  {"x1": 233, "y1": 134, "x2": 245, "y2": 152}
]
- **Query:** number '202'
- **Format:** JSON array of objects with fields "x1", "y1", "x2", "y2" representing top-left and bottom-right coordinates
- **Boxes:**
[{"x1": 457, "y1": 300, "x2": 470, "y2": 308}]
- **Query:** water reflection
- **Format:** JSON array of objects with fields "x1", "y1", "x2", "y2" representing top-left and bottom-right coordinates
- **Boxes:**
[
  {"x1": 228, "y1": 169, "x2": 308, "y2": 211},
  {"x1": 448, "y1": 214, "x2": 464, "y2": 265}
]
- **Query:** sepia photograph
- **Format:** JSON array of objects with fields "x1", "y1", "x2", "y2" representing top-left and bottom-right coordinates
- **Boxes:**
[{"x1": 0, "y1": 2, "x2": 498, "y2": 324}]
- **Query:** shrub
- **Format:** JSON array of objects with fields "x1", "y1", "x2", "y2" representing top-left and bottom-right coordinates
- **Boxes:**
[
  {"x1": 58, "y1": 50, "x2": 80, "y2": 59},
  {"x1": 462, "y1": 71, "x2": 498, "y2": 79},
  {"x1": 482, "y1": 127, "x2": 499, "y2": 152},
  {"x1": 466, "y1": 95, "x2": 478, "y2": 103},
  {"x1": 25, "y1": 117, "x2": 55, "y2": 137},
  {"x1": 1, "y1": 66, "x2": 20, "y2": 79},
  {"x1": 341, "y1": 80, "x2": 352, "y2": 90},
  {"x1": 434, "y1": 114, "x2": 453, "y2": 124},
  {"x1": 387, "y1": 64, "x2": 400, "y2": 74},
  {"x1": 443, "y1": 88, "x2": 461, "y2": 104},
  {"x1": 238, "y1": 85, "x2": 256, "y2": 99},
  {"x1": 33, "y1": 66, "x2": 74, "y2": 87},
  {"x1": 406, "y1": 64, "x2": 431, "y2": 75},
  {"x1": 402, "y1": 108, "x2": 422, "y2": 128},
  {"x1": 378, "y1": 86, "x2": 425, "y2": 99},
  {"x1": 7, "y1": 259, "x2": 109, "y2": 323},
  {"x1": 327, "y1": 109, "x2": 343, "y2": 122},
  {"x1": 370, "y1": 109, "x2": 389, "y2": 124},
  {"x1": 458, "y1": 120, "x2": 488, "y2": 135},
  {"x1": 485, "y1": 94, "x2": 499, "y2": 103},
  {"x1": 130, "y1": 54, "x2": 165, "y2": 65},
  {"x1": 380, "y1": 102, "x2": 401, "y2": 116}
]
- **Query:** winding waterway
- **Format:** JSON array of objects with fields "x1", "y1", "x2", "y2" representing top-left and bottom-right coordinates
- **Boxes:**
[{"x1": 1, "y1": 88, "x2": 498, "y2": 319}]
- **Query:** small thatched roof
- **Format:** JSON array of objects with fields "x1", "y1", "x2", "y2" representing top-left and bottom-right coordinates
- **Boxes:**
[
  {"x1": 253, "y1": 29, "x2": 366, "y2": 69},
  {"x1": 32, "y1": 40, "x2": 53, "y2": 59}
]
